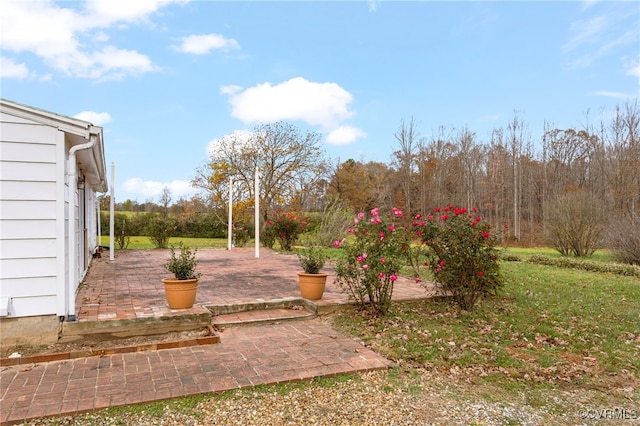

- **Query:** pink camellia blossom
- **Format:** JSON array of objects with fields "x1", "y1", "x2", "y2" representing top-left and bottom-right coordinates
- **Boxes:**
[
  {"x1": 482, "y1": 231, "x2": 490, "y2": 239},
  {"x1": 371, "y1": 207, "x2": 379, "y2": 217},
  {"x1": 439, "y1": 260, "x2": 445, "y2": 266},
  {"x1": 379, "y1": 231, "x2": 385, "y2": 240},
  {"x1": 357, "y1": 212, "x2": 365, "y2": 219},
  {"x1": 378, "y1": 272, "x2": 385, "y2": 279},
  {"x1": 390, "y1": 274, "x2": 398, "y2": 281},
  {"x1": 333, "y1": 240, "x2": 341, "y2": 248},
  {"x1": 362, "y1": 252, "x2": 368, "y2": 259},
  {"x1": 354, "y1": 218, "x2": 359, "y2": 225},
  {"x1": 380, "y1": 257, "x2": 385, "y2": 263},
  {"x1": 388, "y1": 224, "x2": 395, "y2": 231},
  {"x1": 472, "y1": 207, "x2": 478, "y2": 212},
  {"x1": 357, "y1": 256, "x2": 363, "y2": 263},
  {"x1": 477, "y1": 271, "x2": 484, "y2": 276},
  {"x1": 435, "y1": 207, "x2": 441, "y2": 213},
  {"x1": 426, "y1": 214, "x2": 433, "y2": 221},
  {"x1": 362, "y1": 264, "x2": 369, "y2": 270},
  {"x1": 436, "y1": 267, "x2": 442, "y2": 273},
  {"x1": 414, "y1": 214, "x2": 421, "y2": 220},
  {"x1": 392, "y1": 207, "x2": 403, "y2": 217}
]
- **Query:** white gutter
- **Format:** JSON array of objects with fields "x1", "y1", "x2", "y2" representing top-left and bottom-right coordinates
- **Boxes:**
[{"x1": 66, "y1": 133, "x2": 99, "y2": 322}]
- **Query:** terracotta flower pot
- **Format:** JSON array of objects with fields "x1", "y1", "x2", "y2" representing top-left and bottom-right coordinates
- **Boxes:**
[
  {"x1": 297, "y1": 272, "x2": 328, "y2": 300},
  {"x1": 162, "y1": 278, "x2": 199, "y2": 309}
]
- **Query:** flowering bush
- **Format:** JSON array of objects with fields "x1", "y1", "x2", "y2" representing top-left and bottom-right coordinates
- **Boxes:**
[
  {"x1": 414, "y1": 206, "x2": 503, "y2": 311},
  {"x1": 146, "y1": 214, "x2": 177, "y2": 249},
  {"x1": 233, "y1": 225, "x2": 251, "y2": 247},
  {"x1": 262, "y1": 210, "x2": 306, "y2": 251},
  {"x1": 334, "y1": 207, "x2": 411, "y2": 316}
]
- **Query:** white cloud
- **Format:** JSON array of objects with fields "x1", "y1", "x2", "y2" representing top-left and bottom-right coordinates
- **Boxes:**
[
  {"x1": 590, "y1": 90, "x2": 634, "y2": 100},
  {"x1": 84, "y1": 0, "x2": 187, "y2": 26},
  {"x1": 122, "y1": 177, "x2": 196, "y2": 198},
  {"x1": 222, "y1": 77, "x2": 365, "y2": 145},
  {"x1": 0, "y1": 0, "x2": 183, "y2": 80},
  {"x1": 220, "y1": 85, "x2": 242, "y2": 95},
  {"x1": 224, "y1": 77, "x2": 354, "y2": 129},
  {"x1": 325, "y1": 125, "x2": 367, "y2": 145},
  {"x1": 0, "y1": 56, "x2": 29, "y2": 79},
  {"x1": 174, "y1": 34, "x2": 240, "y2": 55},
  {"x1": 74, "y1": 111, "x2": 113, "y2": 126},
  {"x1": 563, "y1": 4, "x2": 639, "y2": 70},
  {"x1": 206, "y1": 129, "x2": 253, "y2": 157},
  {"x1": 624, "y1": 56, "x2": 640, "y2": 78}
]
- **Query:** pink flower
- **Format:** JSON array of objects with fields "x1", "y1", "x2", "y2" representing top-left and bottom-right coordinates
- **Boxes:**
[
  {"x1": 482, "y1": 231, "x2": 490, "y2": 239},
  {"x1": 379, "y1": 231, "x2": 385, "y2": 240},
  {"x1": 439, "y1": 260, "x2": 445, "y2": 266},
  {"x1": 354, "y1": 218, "x2": 359, "y2": 225},
  {"x1": 362, "y1": 252, "x2": 368, "y2": 259},
  {"x1": 333, "y1": 240, "x2": 341, "y2": 248},
  {"x1": 378, "y1": 272, "x2": 385, "y2": 279},
  {"x1": 414, "y1": 214, "x2": 421, "y2": 220},
  {"x1": 380, "y1": 257, "x2": 385, "y2": 263},
  {"x1": 357, "y1": 256, "x2": 363, "y2": 263},
  {"x1": 388, "y1": 224, "x2": 395, "y2": 231},
  {"x1": 435, "y1": 207, "x2": 441, "y2": 213},
  {"x1": 357, "y1": 212, "x2": 365, "y2": 219},
  {"x1": 477, "y1": 271, "x2": 484, "y2": 276},
  {"x1": 390, "y1": 274, "x2": 398, "y2": 281},
  {"x1": 436, "y1": 267, "x2": 442, "y2": 273},
  {"x1": 371, "y1": 207, "x2": 379, "y2": 217},
  {"x1": 362, "y1": 264, "x2": 369, "y2": 270},
  {"x1": 392, "y1": 207, "x2": 403, "y2": 217}
]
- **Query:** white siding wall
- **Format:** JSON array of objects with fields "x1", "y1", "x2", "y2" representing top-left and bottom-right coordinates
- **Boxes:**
[{"x1": 0, "y1": 112, "x2": 64, "y2": 317}]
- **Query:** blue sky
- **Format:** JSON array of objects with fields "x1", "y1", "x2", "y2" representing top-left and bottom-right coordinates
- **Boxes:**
[{"x1": 1, "y1": 1, "x2": 638, "y2": 203}]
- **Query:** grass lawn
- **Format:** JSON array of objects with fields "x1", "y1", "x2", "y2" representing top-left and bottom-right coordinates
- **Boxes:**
[
  {"x1": 100, "y1": 236, "x2": 234, "y2": 249},
  {"x1": 333, "y1": 261, "x2": 639, "y2": 392}
]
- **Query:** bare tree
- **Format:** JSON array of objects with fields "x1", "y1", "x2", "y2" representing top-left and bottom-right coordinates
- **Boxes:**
[
  {"x1": 193, "y1": 122, "x2": 329, "y2": 223},
  {"x1": 159, "y1": 187, "x2": 172, "y2": 214},
  {"x1": 392, "y1": 117, "x2": 421, "y2": 215}
]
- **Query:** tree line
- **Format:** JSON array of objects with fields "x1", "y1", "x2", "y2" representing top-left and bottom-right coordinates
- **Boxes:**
[{"x1": 106, "y1": 99, "x2": 639, "y2": 252}]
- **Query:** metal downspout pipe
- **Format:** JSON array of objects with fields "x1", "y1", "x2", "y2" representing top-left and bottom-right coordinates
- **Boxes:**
[{"x1": 66, "y1": 135, "x2": 98, "y2": 322}]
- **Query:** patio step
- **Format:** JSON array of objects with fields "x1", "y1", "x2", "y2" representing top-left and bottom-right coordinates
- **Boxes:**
[
  {"x1": 207, "y1": 297, "x2": 317, "y2": 327},
  {"x1": 59, "y1": 310, "x2": 212, "y2": 343}
]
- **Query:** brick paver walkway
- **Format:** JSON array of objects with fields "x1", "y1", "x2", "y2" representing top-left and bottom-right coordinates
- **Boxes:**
[{"x1": 0, "y1": 248, "x2": 434, "y2": 425}]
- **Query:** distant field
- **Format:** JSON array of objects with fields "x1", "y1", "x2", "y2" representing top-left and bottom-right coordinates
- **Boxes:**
[{"x1": 502, "y1": 246, "x2": 617, "y2": 263}]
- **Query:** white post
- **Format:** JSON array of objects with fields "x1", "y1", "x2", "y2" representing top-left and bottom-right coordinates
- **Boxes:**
[
  {"x1": 228, "y1": 177, "x2": 233, "y2": 250},
  {"x1": 109, "y1": 162, "x2": 115, "y2": 261},
  {"x1": 255, "y1": 168, "x2": 260, "y2": 258}
]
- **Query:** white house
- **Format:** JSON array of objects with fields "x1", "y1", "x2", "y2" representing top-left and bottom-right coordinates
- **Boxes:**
[{"x1": 0, "y1": 98, "x2": 107, "y2": 345}]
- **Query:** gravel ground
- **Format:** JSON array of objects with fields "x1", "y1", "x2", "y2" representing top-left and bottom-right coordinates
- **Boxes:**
[{"x1": 18, "y1": 369, "x2": 639, "y2": 426}]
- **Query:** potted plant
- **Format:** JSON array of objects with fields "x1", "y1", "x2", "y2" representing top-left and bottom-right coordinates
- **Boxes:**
[
  {"x1": 296, "y1": 247, "x2": 328, "y2": 300},
  {"x1": 162, "y1": 243, "x2": 202, "y2": 309}
]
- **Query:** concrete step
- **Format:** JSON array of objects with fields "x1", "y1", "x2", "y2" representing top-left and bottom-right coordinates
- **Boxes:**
[{"x1": 207, "y1": 297, "x2": 317, "y2": 327}]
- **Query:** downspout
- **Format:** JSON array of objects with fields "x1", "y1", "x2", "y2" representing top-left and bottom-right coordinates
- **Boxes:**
[{"x1": 66, "y1": 134, "x2": 98, "y2": 322}]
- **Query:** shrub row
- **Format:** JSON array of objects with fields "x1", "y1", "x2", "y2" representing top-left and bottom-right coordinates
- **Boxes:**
[
  {"x1": 528, "y1": 255, "x2": 640, "y2": 278},
  {"x1": 100, "y1": 212, "x2": 231, "y2": 241}
]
